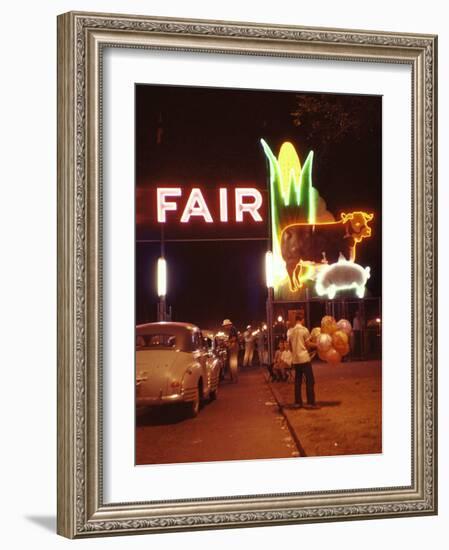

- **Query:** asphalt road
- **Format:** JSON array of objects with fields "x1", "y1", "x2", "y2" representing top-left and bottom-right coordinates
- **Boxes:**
[{"x1": 135, "y1": 366, "x2": 299, "y2": 465}]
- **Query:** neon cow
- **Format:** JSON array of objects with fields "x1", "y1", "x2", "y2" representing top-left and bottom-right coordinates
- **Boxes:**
[
  {"x1": 315, "y1": 256, "x2": 371, "y2": 299},
  {"x1": 280, "y1": 211, "x2": 373, "y2": 291}
]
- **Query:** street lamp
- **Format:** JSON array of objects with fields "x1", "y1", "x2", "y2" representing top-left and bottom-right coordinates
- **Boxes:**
[
  {"x1": 157, "y1": 257, "x2": 167, "y2": 297},
  {"x1": 157, "y1": 257, "x2": 167, "y2": 321},
  {"x1": 265, "y1": 251, "x2": 274, "y2": 288}
]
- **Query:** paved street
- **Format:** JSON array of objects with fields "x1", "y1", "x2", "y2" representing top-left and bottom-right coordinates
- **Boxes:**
[{"x1": 136, "y1": 366, "x2": 299, "y2": 465}]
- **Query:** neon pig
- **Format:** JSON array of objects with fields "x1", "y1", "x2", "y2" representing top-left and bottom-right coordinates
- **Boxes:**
[
  {"x1": 315, "y1": 256, "x2": 371, "y2": 300},
  {"x1": 156, "y1": 187, "x2": 263, "y2": 223}
]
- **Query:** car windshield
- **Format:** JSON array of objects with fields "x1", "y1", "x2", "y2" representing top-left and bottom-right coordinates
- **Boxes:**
[
  {"x1": 136, "y1": 334, "x2": 176, "y2": 349},
  {"x1": 203, "y1": 337, "x2": 213, "y2": 349}
]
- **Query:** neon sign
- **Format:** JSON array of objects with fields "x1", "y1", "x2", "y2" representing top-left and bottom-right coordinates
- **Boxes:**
[
  {"x1": 315, "y1": 256, "x2": 371, "y2": 299},
  {"x1": 261, "y1": 139, "x2": 374, "y2": 297},
  {"x1": 156, "y1": 187, "x2": 263, "y2": 224},
  {"x1": 280, "y1": 211, "x2": 373, "y2": 291},
  {"x1": 157, "y1": 188, "x2": 182, "y2": 223},
  {"x1": 180, "y1": 188, "x2": 213, "y2": 223}
]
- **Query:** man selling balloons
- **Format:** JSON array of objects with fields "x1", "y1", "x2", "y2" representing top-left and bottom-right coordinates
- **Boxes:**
[
  {"x1": 311, "y1": 315, "x2": 353, "y2": 364},
  {"x1": 288, "y1": 311, "x2": 320, "y2": 409}
]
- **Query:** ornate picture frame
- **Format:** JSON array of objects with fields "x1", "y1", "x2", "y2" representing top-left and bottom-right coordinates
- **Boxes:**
[{"x1": 57, "y1": 11, "x2": 437, "y2": 538}]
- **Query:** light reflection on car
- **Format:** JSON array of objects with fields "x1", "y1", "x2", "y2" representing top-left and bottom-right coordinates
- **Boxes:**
[{"x1": 136, "y1": 322, "x2": 222, "y2": 417}]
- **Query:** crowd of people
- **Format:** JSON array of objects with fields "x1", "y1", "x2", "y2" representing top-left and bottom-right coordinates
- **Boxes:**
[
  {"x1": 220, "y1": 319, "x2": 269, "y2": 374},
  {"x1": 220, "y1": 312, "x2": 319, "y2": 409},
  {"x1": 218, "y1": 308, "x2": 379, "y2": 408}
]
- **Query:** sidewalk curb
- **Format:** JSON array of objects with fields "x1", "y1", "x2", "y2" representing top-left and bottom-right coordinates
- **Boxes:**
[{"x1": 265, "y1": 376, "x2": 307, "y2": 457}]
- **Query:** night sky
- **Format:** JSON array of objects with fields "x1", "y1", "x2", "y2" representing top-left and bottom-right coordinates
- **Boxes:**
[{"x1": 135, "y1": 84, "x2": 382, "y2": 330}]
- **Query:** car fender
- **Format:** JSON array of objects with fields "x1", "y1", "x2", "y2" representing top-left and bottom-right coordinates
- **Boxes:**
[
  {"x1": 207, "y1": 357, "x2": 221, "y2": 391},
  {"x1": 182, "y1": 361, "x2": 202, "y2": 394}
]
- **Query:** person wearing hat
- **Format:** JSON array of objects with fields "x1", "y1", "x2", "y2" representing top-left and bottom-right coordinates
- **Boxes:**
[
  {"x1": 222, "y1": 319, "x2": 239, "y2": 382},
  {"x1": 243, "y1": 325, "x2": 255, "y2": 368}
]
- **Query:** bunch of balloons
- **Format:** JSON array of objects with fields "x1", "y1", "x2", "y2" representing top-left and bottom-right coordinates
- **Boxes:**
[{"x1": 309, "y1": 316, "x2": 352, "y2": 364}]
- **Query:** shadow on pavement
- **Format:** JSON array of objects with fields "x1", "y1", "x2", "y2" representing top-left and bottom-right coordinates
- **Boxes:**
[
  {"x1": 137, "y1": 405, "x2": 191, "y2": 426},
  {"x1": 316, "y1": 400, "x2": 342, "y2": 407}
]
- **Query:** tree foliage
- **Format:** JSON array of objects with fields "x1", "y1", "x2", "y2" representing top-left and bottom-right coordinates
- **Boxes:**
[{"x1": 290, "y1": 94, "x2": 380, "y2": 151}]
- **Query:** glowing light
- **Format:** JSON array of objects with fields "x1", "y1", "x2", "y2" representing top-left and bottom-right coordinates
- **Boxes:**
[
  {"x1": 301, "y1": 152, "x2": 316, "y2": 224},
  {"x1": 280, "y1": 211, "x2": 373, "y2": 291},
  {"x1": 157, "y1": 186, "x2": 264, "y2": 223},
  {"x1": 262, "y1": 324, "x2": 267, "y2": 331},
  {"x1": 278, "y1": 142, "x2": 301, "y2": 205},
  {"x1": 157, "y1": 257, "x2": 167, "y2": 297},
  {"x1": 261, "y1": 139, "x2": 317, "y2": 226},
  {"x1": 277, "y1": 315, "x2": 283, "y2": 323},
  {"x1": 261, "y1": 139, "x2": 374, "y2": 295},
  {"x1": 315, "y1": 256, "x2": 371, "y2": 300},
  {"x1": 219, "y1": 188, "x2": 228, "y2": 222},
  {"x1": 157, "y1": 188, "x2": 182, "y2": 222},
  {"x1": 293, "y1": 260, "x2": 321, "y2": 290},
  {"x1": 180, "y1": 188, "x2": 213, "y2": 223},
  {"x1": 340, "y1": 211, "x2": 374, "y2": 257},
  {"x1": 376, "y1": 318, "x2": 381, "y2": 323},
  {"x1": 265, "y1": 251, "x2": 274, "y2": 288},
  {"x1": 260, "y1": 139, "x2": 321, "y2": 291},
  {"x1": 235, "y1": 188, "x2": 263, "y2": 222}
]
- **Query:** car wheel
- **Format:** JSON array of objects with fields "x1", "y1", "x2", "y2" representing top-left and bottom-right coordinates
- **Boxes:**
[
  {"x1": 210, "y1": 381, "x2": 219, "y2": 401},
  {"x1": 188, "y1": 387, "x2": 200, "y2": 418}
]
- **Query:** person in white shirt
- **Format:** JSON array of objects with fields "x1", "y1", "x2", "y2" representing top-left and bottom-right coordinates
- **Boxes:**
[
  {"x1": 273, "y1": 339, "x2": 292, "y2": 381},
  {"x1": 243, "y1": 325, "x2": 255, "y2": 367},
  {"x1": 288, "y1": 312, "x2": 319, "y2": 409},
  {"x1": 280, "y1": 341, "x2": 293, "y2": 381},
  {"x1": 256, "y1": 327, "x2": 267, "y2": 366}
]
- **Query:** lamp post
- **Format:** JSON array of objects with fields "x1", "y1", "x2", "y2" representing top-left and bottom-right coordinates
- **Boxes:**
[
  {"x1": 265, "y1": 251, "x2": 274, "y2": 365},
  {"x1": 157, "y1": 257, "x2": 167, "y2": 321}
]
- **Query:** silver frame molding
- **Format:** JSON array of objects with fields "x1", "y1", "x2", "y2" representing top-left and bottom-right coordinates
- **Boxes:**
[{"x1": 57, "y1": 11, "x2": 438, "y2": 538}]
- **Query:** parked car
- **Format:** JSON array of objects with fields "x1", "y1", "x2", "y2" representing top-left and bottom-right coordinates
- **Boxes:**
[
  {"x1": 201, "y1": 329, "x2": 226, "y2": 380},
  {"x1": 136, "y1": 322, "x2": 222, "y2": 417}
]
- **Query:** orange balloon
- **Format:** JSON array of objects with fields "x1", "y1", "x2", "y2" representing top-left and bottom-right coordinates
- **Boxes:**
[
  {"x1": 310, "y1": 327, "x2": 321, "y2": 343},
  {"x1": 325, "y1": 347, "x2": 342, "y2": 364},
  {"x1": 333, "y1": 330, "x2": 350, "y2": 356},
  {"x1": 318, "y1": 349, "x2": 328, "y2": 361},
  {"x1": 321, "y1": 315, "x2": 337, "y2": 335},
  {"x1": 332, "y1": 340, "x2": 349, "y2": 356}
]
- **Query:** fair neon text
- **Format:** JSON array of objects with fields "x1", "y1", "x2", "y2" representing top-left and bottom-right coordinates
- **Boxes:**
[{"x1": 156, "y1": 187, "x2": 263, "y2": 223}]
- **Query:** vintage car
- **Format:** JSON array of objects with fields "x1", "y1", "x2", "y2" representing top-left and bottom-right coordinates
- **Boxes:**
[
  {"x1": 201, "y1": 329, "x2": 227, "y2": 379},
  {"x1": 136, "y1": 322, "x2": 222, "y2": 417}
]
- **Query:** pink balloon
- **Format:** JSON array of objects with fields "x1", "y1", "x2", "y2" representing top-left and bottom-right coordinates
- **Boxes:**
[
  {"x1": 337, "y1": 319, "x2": 352, "y2": 336},
  {"x1": 325, "y1": 347, "x2": 342, "y2": 364}
]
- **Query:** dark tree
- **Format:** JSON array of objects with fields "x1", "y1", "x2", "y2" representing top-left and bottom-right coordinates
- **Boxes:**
[{"x1": 290, "y1": 93, "x2": 380, "y2": 159}]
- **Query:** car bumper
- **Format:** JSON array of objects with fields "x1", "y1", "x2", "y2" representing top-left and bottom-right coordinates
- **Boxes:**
[
  {"x1": 136, "y1": 393, "x2": 184, "y2": 407},
  {"x1": 136, "y1": 389, "x2": 199, "y2": 407}
]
